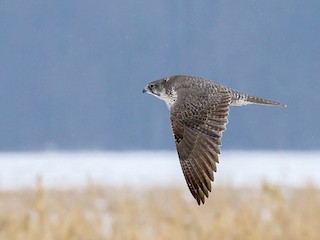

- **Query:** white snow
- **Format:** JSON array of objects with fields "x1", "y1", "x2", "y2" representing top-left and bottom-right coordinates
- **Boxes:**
[{"x1": 0, "y1": 151, "x2": 319, "y2": 189}]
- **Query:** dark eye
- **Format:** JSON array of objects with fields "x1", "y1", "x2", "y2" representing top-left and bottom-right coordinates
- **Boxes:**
[{"x1": 149, "y1": 84, "x2": 154, "y2": 88}]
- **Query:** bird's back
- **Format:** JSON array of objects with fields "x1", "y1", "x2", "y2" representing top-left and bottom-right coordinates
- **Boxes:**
[{"x1": 173, "y1": 75, "x2": 286, "y2": 107}]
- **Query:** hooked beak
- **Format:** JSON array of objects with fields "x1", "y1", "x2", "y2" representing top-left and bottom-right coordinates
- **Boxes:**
[
  {"x1": 142, "y1": 86, "x2": 149, "y2": 94},
  {"x1": 142, "y1": 85, "x2": 159, "y2": 96}
]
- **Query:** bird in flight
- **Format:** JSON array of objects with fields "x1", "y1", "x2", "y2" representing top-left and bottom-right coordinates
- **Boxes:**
[{"x1": 143, "y1": 75, "x2": 286, "y2": 205}]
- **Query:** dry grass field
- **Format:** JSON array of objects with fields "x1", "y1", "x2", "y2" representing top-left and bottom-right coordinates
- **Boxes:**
[{"x1": 0, "y1": 178, "x2": 319, "y2": 240}]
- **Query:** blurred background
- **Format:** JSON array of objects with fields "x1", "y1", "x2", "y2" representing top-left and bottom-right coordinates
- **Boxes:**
[
  {"x1": 1, "y1": 0, "x2": 319, "y2": 152},
  {"x1": 1, "y1": 1, "x2": 320, "y2": 239}
]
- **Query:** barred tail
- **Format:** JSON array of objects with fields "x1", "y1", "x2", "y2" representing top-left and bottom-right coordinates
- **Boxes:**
[
  {"x1": 230, "y1": 90, "x2": 287, "y2": 107},
  {"x1": 246, "y1": 95, "x2": 287, "y2": 107}
]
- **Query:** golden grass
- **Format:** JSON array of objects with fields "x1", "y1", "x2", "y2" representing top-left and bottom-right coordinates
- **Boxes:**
[{"x1": 0, "y1": 178, "x2": 319, "y2": 240}]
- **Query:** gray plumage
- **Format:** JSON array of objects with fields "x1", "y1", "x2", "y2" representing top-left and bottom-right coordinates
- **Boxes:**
[{"x1": 143, "y1": 75, "x2": 286, "y2": 205}]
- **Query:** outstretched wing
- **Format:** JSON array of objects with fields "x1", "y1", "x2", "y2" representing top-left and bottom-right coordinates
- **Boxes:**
[{"x1": 170, "y1": 89, "x2": 231, "y2": 205}]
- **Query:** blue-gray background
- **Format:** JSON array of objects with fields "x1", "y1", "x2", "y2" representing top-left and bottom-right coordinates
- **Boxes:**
[{"x1": 0, "y1": 1, "x2": 318, "y2": 151}]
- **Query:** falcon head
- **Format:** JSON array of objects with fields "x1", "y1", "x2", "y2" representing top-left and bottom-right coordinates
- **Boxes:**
[{"x1": 143, "y1": 76, "x2": 178, "y2": 109}]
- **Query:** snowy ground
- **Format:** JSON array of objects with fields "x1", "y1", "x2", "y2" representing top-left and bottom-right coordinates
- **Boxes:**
[{"x1": 0, "y1": 151, "x2": 319, "y2": 189}]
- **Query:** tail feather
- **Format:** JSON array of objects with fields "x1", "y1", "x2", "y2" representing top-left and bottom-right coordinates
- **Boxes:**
[
  {"x1": 229, "y1": 89, "x2": 287, "y2": 107},
  {"x1": 246, "y1": 95, "x2": 287, "y2": 107}
]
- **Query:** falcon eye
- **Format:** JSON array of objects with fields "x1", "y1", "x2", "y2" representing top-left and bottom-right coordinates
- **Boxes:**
[{"x1": 149, "y1": 84, "x2": 154, "y2": 88}]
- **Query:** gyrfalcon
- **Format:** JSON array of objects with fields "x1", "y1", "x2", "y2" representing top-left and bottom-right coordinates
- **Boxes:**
[{"x1": 143, "y1": 75, "x2": 286, "y2": 205}]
